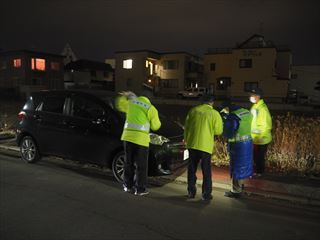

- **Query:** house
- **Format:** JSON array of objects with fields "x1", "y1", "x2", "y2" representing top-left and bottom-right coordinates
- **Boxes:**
[
  {"x1": 0, "y1": 49, "x2": 64, "y2": 98},
  {"x1": 204, "y1": 34, "x2": 292, "y2": 101},
  {"x1": 64, "y1": 59, "x2": 114, "y2": 90},
  {"x1": 290, "y1": 65, "x2": 320, "y2": 103},
  {"x1": 115, "y1": 50, "x2": 203, "y2": 97}
]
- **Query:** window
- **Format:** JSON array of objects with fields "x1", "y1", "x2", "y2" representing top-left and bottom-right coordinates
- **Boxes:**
[
  {"x1": 163, "y1": 60, "x2": 179, "y2": 70},
  {"x1": 31, "y1": 58, "x2": 46, "y2": 71},
  {"x1": 239, "y1": 59, "x2": 252, "y2": 68},
  {"x1": 42, "y1": 96, "x2": 65, "y2": 114},
  {"x1": 291, "y1": 74, "x2": 298, "y2": 79},
  {"x1": 72, "y1": 96, "x2": 105, "y2": 120},
  {"x1": 123, "y1": 59, "x2": 133, "y2": 69},
  {"x1": 13, "y1": 59, "x2": 22, "y2": 68},
  {"x1": 244, "y1": 82, "x2": 259, "y2": 92},
  {"x1": 161, "y1": 79, "x2": 178, "y2": 88},
  {"x1": 51, "y1": 62, "x2": 60, "y2": 71},
  {"x1": 216, "y1": 77, "x2": 231, "y2": 90},
  {"x1": 210, "y1": 63, "x2": 216, "y2": 71}
]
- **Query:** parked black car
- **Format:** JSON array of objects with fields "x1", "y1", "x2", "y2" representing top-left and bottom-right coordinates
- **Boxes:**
[{"x1": 16, "y1": 90, "x2": 189, "y2": 181}]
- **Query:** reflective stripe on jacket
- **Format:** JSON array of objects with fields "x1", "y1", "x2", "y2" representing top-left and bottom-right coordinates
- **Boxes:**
[
  {"x1": 229, "y1": 108, "x2": 252, "y2": 143},
  {"x1": 116, "y1": 95, "x2": 161, "y2": 147},
  {"x1": 250, "y1": 99, "x2": 272, "y2": 145},
  {"x1": 184, "y1": 104, "x2": 223, "y2": 154},
  {"x1": 222, "y1": 107, "x2": 253, "y2": 180}
]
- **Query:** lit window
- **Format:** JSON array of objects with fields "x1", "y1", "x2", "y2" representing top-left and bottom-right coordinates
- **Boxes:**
[
  {"x1": 13, "y1": 59, "x2": 22, "y2": 68},
  {"x1": 51, "y1": 62, "x2": 60, "y2": 71},
  {"x1": 149, "y1": 62, "x2": 153, "y2": 75},
  {"x1": 31, "y1": 58, "x2": 46, "y2": 71},
  {"x1": 123, "y1": 59, "x2": 133, "y2": 69},
  {"x1": 145, "y1": 60, "x2": 149, "y2": 68}
]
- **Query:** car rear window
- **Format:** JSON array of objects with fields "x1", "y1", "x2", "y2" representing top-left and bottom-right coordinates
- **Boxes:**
[{"x1": 42, "y1": 96, "x2": 65, "y2": 114}]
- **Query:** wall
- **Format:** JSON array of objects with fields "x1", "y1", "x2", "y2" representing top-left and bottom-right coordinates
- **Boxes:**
[{"x1": 291, "y1": 65, "x2": 320, "y2": 102}]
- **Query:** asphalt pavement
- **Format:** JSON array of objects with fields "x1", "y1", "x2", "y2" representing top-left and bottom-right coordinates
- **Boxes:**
[{"x1": 1, "y1": 154, "x2": 320, "y2": 240}]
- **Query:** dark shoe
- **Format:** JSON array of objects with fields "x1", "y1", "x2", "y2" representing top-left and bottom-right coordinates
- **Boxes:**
[
  {"x1": 135, "y1": 190, "x2": 149, "y2": 196},
  {"x1": 187, "y1": 192, "x2": 196, "y2": 199},
  {"x1": 201, "y1": 195, "x2": 213, "y2": 201},
  {"x1": 123, "y1": 185, "x2": 134, "y2": 194},
  {"x1": 224, "y1": 191, "x2": 241, "y2": 198}
]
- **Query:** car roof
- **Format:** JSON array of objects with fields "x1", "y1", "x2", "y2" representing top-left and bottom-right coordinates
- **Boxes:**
[{"x1": 32, "y1": 89, "x2": 116, "y2": 99}]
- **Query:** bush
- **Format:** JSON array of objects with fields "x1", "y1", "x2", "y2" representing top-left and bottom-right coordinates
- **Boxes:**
[{"x1": 212, "y1": 113, "x2": 320, "y2": 175}]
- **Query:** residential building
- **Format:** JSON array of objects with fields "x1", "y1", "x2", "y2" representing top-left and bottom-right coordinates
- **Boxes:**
[
  {"x1": 64, "y1": 59, "x2": 114, "y2": 90},
  {"x1": 115, "y1": 50, "x2": 203, "y2": 96},
  {"x1": 0, "y1": 50, "x2": 64, "y2": 97},
  {"x1": 204, "y1": 35, "x2": 292, "y2": 101},
  {"x1": 291, "y1": 65, "x2": 320, "y2": 103}
]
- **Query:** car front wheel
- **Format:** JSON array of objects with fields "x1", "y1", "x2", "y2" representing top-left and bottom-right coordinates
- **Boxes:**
[
  {"x1": 20, "y1": 136, "x2": 40, "y2": 163},
  {"x1": 112, "y1": 151, "x2": 125, "y2": 182}
]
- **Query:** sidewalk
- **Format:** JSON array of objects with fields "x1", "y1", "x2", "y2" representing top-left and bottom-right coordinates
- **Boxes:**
[
  {"x1": 1, "y1": 139, "x2": 319, "y2": 206},
  {"x1": 162, "y1": 165, "x2": 320, "y2": 206}
]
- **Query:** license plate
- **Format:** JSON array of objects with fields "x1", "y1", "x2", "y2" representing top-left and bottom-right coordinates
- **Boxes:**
[{"x1": 183, "y1": 150, "x2": 189, "y2": 160}]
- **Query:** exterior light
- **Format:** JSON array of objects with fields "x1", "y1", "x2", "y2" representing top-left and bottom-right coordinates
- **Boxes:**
[{"x1": 148, "y1": 79, "x2": 152, "y2": 83}]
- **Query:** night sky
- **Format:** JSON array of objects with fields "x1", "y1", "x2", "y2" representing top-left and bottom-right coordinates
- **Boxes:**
[{"x1": 1, "y1": 0, "x2": 320, "y2": 65}]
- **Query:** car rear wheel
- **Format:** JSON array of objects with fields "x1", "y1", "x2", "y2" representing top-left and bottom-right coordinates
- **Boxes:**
[
  {"x1": 112, "y1": 151, "x2": 125, "y2": 182},
  {"x1": 20, "y1": 136, "x2": 40, "y2": 163}
]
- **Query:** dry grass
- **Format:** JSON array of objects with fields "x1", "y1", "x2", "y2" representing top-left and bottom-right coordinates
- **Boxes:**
[{"x1": 212, "y1": 113, "x2": 320, "y2": 175}]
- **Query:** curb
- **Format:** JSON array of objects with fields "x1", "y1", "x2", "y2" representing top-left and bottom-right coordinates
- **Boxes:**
[
  {"x1": 0, "y1": 144, "x2": 19, "y2": 152},
  {"x1": 0, "y1": 143, "x2": 319, "y2": 207},
  {"x1": 160, "y1": 174, "x2": 320, "y2": 207}
]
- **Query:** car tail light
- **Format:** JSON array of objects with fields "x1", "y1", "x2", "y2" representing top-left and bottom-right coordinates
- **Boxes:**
[{"x1": 18, "y1": 111, "x2": 26, "y2": 121}]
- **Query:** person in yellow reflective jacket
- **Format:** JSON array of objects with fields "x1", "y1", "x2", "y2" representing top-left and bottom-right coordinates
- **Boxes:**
[
  {"x1": 249, "y1": 88, "x2": 272, "y2": 176},
  {"x1": 115, "y1": 91, "x2": 161, "y2": 196},
  {"x1": 184, "y1": 95, "x2": 223, "y2": 201}
]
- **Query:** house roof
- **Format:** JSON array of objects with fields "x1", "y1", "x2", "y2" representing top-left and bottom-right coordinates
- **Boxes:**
[
  {"x1": 236, "y1": 34, "x2": 274, "y2": 49},
  {"x1": 115, "y1": 49, "x2": 199, "y2": 58},
  {"x1": 0, "y1": 49, "x2": 64, "y2": 58},
  {"x1": 65, "y1": 59, "x2": 113, "y2": 71}
]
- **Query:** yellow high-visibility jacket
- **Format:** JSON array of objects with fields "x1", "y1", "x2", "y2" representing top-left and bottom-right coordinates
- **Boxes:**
[
  {"x1": 184, "y1": 104, "x2": 223, "y2": 154},
  {"x1": 250, "y1": 99, "x2": 272, "y2": 145},
  {"x1": 115, "y1": 95, "x2": 161, "y2": 147}
]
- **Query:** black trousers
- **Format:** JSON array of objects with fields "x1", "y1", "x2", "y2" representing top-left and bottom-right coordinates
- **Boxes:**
[
  {"x1": 187, "y1": 149, "x2": 212, "y2": 198},
  {"x1": 123, "y1": 141, "x2": 149, "y2": 192},
  {"x1": 253, "y1": 144, "x2": 268, "y2": 174}
]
